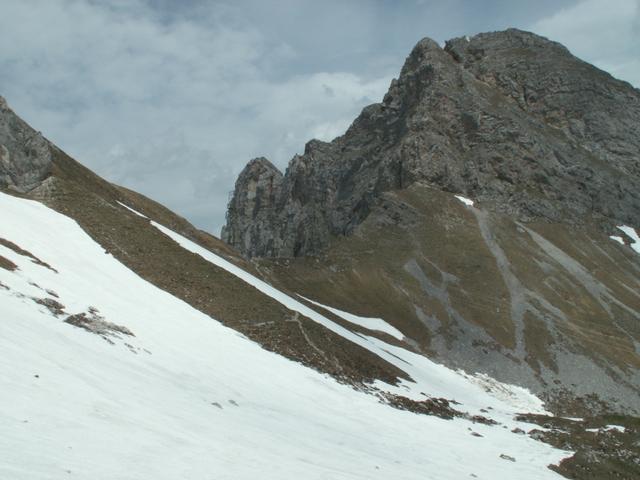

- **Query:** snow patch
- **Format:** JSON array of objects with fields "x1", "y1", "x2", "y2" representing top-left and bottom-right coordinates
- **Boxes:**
[
  {"x1": 610, "y1": 235, "x2": 625, "y2": 245},
  {"x1": 117, "y1": 201, "x2": 148, "y2": 218},
  {"x1": 455, "y1": 195, "x2": 474, "y2": 207},
  {"x1": 605, "y1": 424, "x2": 626, "y2": 432},
  {"x1": 586, "y1": 425, "x2": 626, "y2": 433},
  {"x1": 617, "y1": 225, "x2": 640, "y2": 253},
  {"x1": 301, "y1": 296, "x2": 405, "y2": 340}
]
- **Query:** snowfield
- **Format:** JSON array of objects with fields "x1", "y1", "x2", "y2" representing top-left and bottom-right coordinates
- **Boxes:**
[{"x1": 0, "y1": 192, "x2": 569, "y2": 479}]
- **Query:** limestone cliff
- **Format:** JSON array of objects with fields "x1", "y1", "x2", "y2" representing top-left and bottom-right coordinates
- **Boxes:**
[{"x1": 223, "y1": 29, "x2": 640, "y2": 258}]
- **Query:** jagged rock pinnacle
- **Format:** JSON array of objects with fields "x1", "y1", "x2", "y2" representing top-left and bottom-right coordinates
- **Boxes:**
[
  {"x1": 221, "y1": 157, "x2": 284, "y2": 257},
  {"x1": 0, "y1": 94, "x2": 53, "y2": 192}
]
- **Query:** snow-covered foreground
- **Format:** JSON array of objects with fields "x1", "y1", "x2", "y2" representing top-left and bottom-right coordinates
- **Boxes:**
[{"x1": 0, "y1": 192, "x2": 569, "y2": 479}]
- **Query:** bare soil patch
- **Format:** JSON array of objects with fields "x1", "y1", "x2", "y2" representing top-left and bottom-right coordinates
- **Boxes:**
[{"x1": 0, "y1": 237, "x2": 57, "y2": 272}]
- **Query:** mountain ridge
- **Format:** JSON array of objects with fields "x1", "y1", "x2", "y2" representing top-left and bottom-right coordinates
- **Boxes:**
[{"x1": 223, "y1": 28, "x2": 640, "y2": 258}]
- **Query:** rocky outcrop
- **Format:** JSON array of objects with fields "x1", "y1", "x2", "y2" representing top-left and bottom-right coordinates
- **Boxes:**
[
  {"x1": 223, "y1": 29, "x2": 640, "y2": 258},
  {"x1": 0, "y1": 96, "x2": 53, "y2": 192},
  {"x1": 221, "y1": 157, "x2": 284, "y2": 256}
]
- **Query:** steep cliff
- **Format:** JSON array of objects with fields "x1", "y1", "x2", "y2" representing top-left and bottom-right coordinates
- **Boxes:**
[{"x1": 223, "y1": 29, "x2": 640, "y2": 258}]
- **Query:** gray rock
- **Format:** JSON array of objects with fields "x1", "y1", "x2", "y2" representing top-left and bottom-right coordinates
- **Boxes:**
[
  {"x1": 0, "y1": 96, "x2": 53, "y2": 192},
  {"x1": 223, "y1": 29, "x2": 640, "y2": 258},
  {"x1": 222, "y1": 157, "x2": 284, "y2": 256}
]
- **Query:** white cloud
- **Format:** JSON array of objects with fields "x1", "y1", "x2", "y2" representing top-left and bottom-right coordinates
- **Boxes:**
[
  {"x1": 0, "y1": 0, "x2": 392, "y2": 233},
  {"x1": 1, "y1": 0, "x2": 638, "y2": 235},
  {"x1": 531, "y1": 0, "x2": 640, "y2": 87}
]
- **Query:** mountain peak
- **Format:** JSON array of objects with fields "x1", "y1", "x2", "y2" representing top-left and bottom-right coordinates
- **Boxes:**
[
  {"x1": 236, "y1": 157, "x2": 283, "y2": 189},
  {"x1": 398, "y1": 35, "x2": 452, "y2": 80},
  {"x1": 408, "y1": 36, "x2": 442, "y2": 59},
  {"x1": 448, "y1": 28, "x2": 568, "y2": 52},
  {"x1": 224, "y1": 29, "x2": 640, "y2": 259}
]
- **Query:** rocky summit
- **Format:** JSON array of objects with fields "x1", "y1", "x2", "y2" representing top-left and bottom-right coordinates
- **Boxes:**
[{"x1": 223, "y1": 29, "x2": 640, "y2": 258}]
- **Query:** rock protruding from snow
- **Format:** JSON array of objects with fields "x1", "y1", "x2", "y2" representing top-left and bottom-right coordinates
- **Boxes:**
[
  {"x1": 0, "y1": 96, "x2": 53, "y2": 192},
  {"x1": 224, "y1": 29, "x2": 640, "y2": 258}
]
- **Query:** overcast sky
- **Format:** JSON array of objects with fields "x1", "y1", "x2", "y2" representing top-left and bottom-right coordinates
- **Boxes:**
[{"x1": 1, "y1": 0, "x2": 638, "y2": 234}]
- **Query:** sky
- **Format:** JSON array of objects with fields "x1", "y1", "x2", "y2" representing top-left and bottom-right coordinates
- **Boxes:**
[{"x1": 1, "y1": 0, "x2": 638, "y2": 234}]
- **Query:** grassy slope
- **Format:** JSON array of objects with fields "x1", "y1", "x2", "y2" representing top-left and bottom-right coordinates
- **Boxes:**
[{"x1": 259, "y1": 182, "x2": 640, "y2": 415}]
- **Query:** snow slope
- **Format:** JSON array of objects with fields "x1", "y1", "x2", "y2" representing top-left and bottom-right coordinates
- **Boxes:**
[
  {"x1": 149, "y1": 215, "x2": 548, "y2": 417},
  {"x1": 0, "y1": 192, "x2": 569, "y2": 479}
]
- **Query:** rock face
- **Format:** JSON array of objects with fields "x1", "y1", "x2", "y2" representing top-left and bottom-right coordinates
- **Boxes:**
[
  {"x1": 221, "y1": 157, "x2": 284, "y2": 256},
  {"x1": 223, "y1": 29, "x2": 640, "y2": 258},
  {"x1": 0, "y1": 96, "x2": 54, "y2": 192}
]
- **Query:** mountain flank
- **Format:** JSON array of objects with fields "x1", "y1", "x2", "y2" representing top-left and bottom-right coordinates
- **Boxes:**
[
  {"x1": 0, "y1": 94, "x2": 407, "y2": 386},
  {"x1": 223, "y1": 29, "x2": 640, "y2": 416}
]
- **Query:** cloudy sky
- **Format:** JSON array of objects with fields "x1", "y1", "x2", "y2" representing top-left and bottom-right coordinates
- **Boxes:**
[{"x1": 1, "y1": 0, "x2": 639, "y2": 233}]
